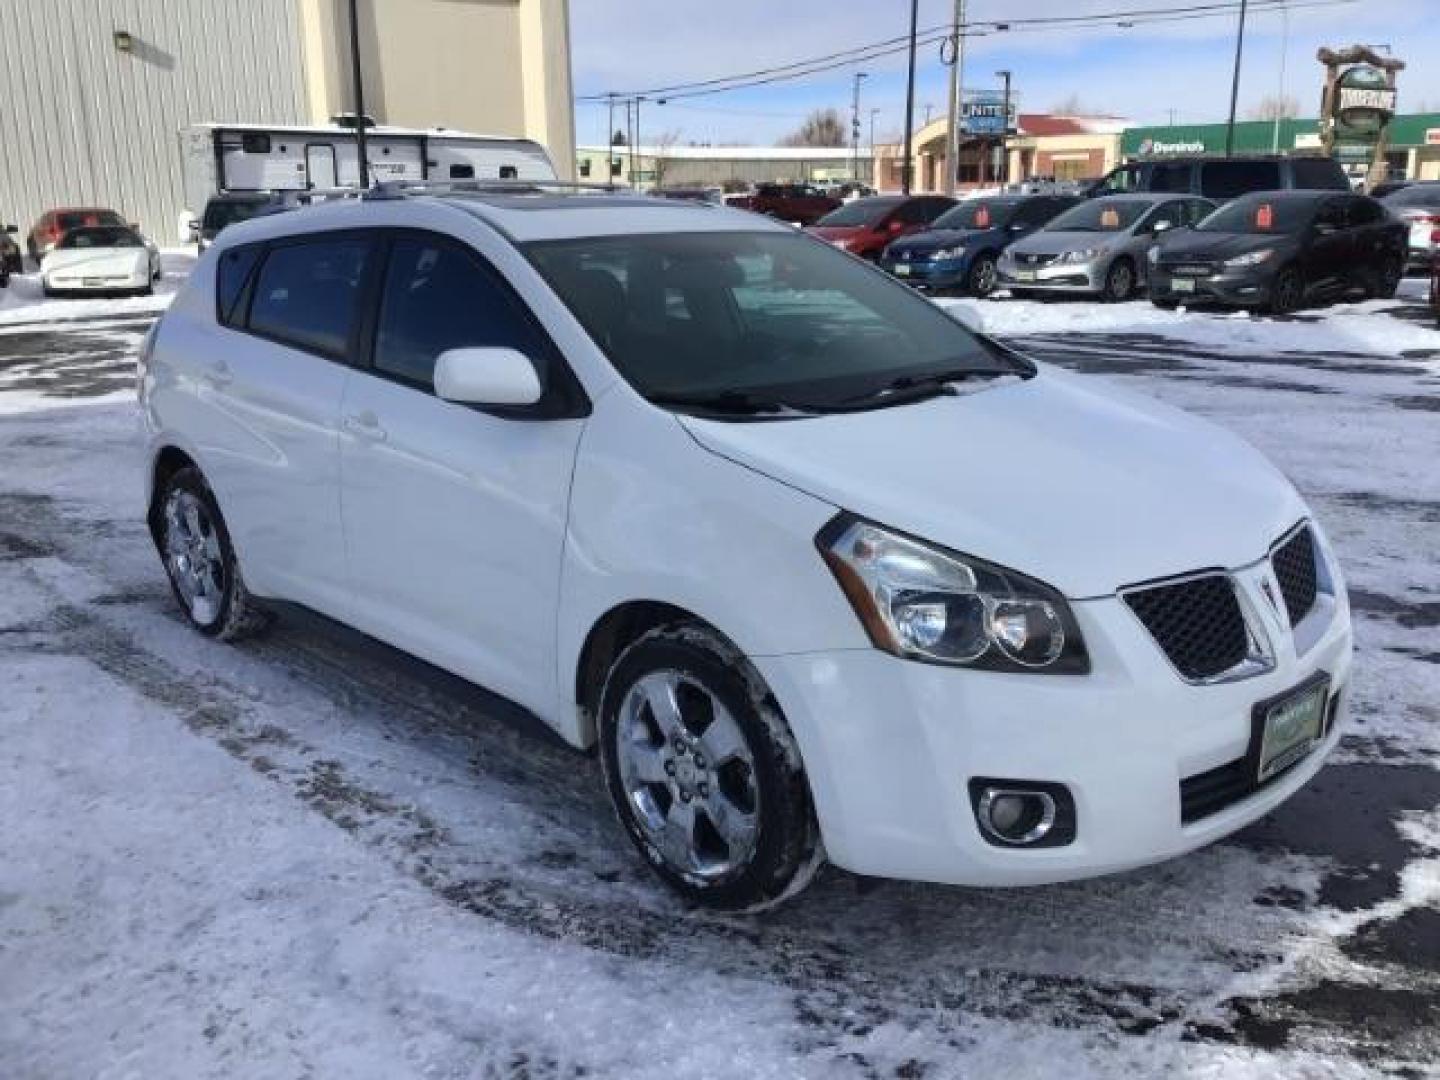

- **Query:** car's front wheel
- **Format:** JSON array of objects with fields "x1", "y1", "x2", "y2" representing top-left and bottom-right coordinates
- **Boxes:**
[
  {"x1": 966, "y1": 252, "x2": 998, "y2": 297},
  {"x1": 598, "y1": 623, "x2": 820, "y2": 911},
  {"x1": 156, "y1": 466, "x2": 269, "y2": 641},
  {"x1": 1269, "y1": 266, "x2": 1304, "y2": 316},
  {"x1": 1101, "y1": 258, "x2": 1135, "y2": 302}
]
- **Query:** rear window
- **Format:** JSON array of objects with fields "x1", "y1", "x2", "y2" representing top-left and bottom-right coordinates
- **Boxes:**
[
  {"x1": 1149, "y1": 162, "x2": 1193, "y2": 193},
  {"x1": 1291, "y1": 157, "x2": 1349, "y2": 191},
  {"x1": 247, "y1": 236, "x2": 371, "y2": 358},
  {"x1": 57, "y1": 210, "x2": 125, "y2": 231},
  {"x1": 1199, "y1": 161, "x2": 1283, "y2": 200},
  {"x1": 58, "y1": 227, "x2": 142, "y2": 249},
  {"x1": 216, "y1": 244, "x2": 263, "y2": 326},
  {"x1": 815, "y1": 198, "x2": 905, "y2": 227}
]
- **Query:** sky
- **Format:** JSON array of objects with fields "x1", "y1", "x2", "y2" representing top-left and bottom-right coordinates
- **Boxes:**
[{"x1": 568, "y1": 0, "x2": 1440, "y2": 148}]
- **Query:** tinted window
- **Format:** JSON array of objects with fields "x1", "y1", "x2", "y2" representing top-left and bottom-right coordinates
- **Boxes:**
[
  {"x1": 933, "y1": 199, "x2": 1019, "y2": 230},
  {"x1": 1098, "y1": 164, "x2": 1144, "y2": 193},
  {"x1": 1045, "y1": 199, "x2": 1150, "y2": 231},
  {"x1": 1197, "y1": 195, "x2": 1318, "y2": 234},
  {"x1": 248, "y1": 236, "x2": 370, "y2": 358},
  {"x1": 1291, "y1": 157, "x2": 1349, "y2": 191},
  {"x1": 216, "y1": 244, "x2": 262, "y2": 327},
  {"x1": 449, "y1": 163, "x2": 476, "y2": 179},
  {"x1": 815, "y1": 198, "x2": 905, "y2": 227},
  {"x1": 1150, "y1": 162, "x2": 1193, "y2": 193},
  {"x1": 202, "y1": 198, "x2": 270, "y2": 233},
  {"x1": 374, "y1": 237, "x2": 548, "y2": 389},
  {"x1": 1383, "y1": 183, "x2": 1440, "y2": 208},
  {"x1": 897, "y1": 198, "x2": 954, "y2": 225},
  {"x1": 1136, "y1": 201, "x2": 1185, "y2": 233},
  {"x1": 1200, "y1": 160, "x2": 1283, "y2": 199},
  {"x1": 58, "y1": 227, "x2": 143, "y2": 249}
]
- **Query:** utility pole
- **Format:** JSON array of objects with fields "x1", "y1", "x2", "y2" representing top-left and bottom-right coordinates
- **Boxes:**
[
  {"x1": 607, "y1": 93, "x2": 616, "y2": 181},
  {"x1": 996, "y1": 69, "x2": 1012, "y2": 184},
  {"x1": 944, "y1": 0, "x2": 967, "y2": 196},
  {"x1": 851, "y1": 72, "x2": 868, "y2": 182},
  {"x1": 901, "y1": 0, "x2": 919, "y2": 193},
  {"x1": 346, "y1": 0, "x2": 369, "y2": 187},
  {"x1": 1272, "y1": 7, "x2": 1289, "y2": 152},
  {"x1": 1224, "y1": 0, "x2": 1249, "y2": 156},
  {"x1": 635, "y1": 96, "x2": 645, "y2": 189}
]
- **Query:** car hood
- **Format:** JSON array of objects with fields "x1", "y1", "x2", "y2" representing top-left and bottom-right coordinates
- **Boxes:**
[
  {"x1": 42, "y1": 248, "x2": 148, "y2": 274},
  {"x1": 678, "y1": 368, "x2": 1304, "y2": 598},
  {"x1": 1007, "y1": 230, "x2": 1126, "y2": 256},
  {"x1": 887, "y1": 228, "x2": 993, "y2": 254},
  {"x1": 1158, "y1": 231, "x2": 1291, "y2": 261}
]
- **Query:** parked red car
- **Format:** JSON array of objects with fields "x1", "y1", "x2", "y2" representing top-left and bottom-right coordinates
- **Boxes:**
[
  {"x1": 26, "y1": 207, "x2": 128, "y2": 264},
  {"x1": 730, "y1": 183, "x2": 840, "y2": 225},
  {"x1": 805, "y1": 195, "x2": 957, "y2": 260}
]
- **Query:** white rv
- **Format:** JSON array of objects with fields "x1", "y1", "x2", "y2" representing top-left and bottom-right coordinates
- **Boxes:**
[{"x1": 180, "y1": 122, "x2": 557, "y2": 224}]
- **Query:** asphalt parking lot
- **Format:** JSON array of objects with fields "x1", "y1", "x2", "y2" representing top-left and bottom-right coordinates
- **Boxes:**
[{"x1": 1, "y1": 290, "x2": 1437, "y2": 1078}]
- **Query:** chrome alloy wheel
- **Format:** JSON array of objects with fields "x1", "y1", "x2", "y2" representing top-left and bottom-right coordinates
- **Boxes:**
[
  {"x1": 162, "y1": 489, "x2": 226, "y2": 626},
  {"x1": 616, "y1": 670, "x2": 761, "y2": 879}
]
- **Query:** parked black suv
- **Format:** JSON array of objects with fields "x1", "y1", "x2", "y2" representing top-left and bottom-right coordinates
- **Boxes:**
[
  {"x1": 1149, "y1": 190, "x2": 1405, "y2": 314},
  {"x1": 1090, "y1": 155, "x2": 1349, "y2": 202}
]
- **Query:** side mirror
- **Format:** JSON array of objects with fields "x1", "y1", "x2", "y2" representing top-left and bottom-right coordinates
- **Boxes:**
[
  {"x1": 434, "y1": 347, "x2": 542, "y2": 408},
  {"x1": 1151, "y1": 220, "x2": 1174, "y2": 235}
]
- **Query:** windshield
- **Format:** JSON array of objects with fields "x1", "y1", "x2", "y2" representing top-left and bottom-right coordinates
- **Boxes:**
[
  {"x1": 1196, "y1": 197, "x2": 1315, "y2": 234},
  {"x1": 58, "y1": 227, "x2": 143, "y2": 249},
  {"x1": 203, "y1": 198, "x2": 271, "y2": 231},
  {"x1": 524, "y1": 231, "x2": 1022, "y2": 413},
  {"x1": 932, "y1": 199, "x2": 1019, "y2": 231},
  {"x1": 58, "y1": 210, "x2": 124, "y2": 231},
  {"x1": 815, "y1": 198, "x2": 904, "y2": 227},
  {"x1": 1044, "y1": 200, "x2": 1148, "y2": 232},
  {"x1": 1383, "y1": 184, "x2": 1440, "y2": 209}
]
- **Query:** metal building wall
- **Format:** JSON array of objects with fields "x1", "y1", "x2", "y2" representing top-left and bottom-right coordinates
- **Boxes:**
[{"x1": 0, "y1": 0, "x2": 308, "y2": 244}]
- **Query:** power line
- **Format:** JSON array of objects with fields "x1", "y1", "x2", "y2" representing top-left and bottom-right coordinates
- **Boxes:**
[{"x1": 576, "y1": 0, "x2": 1355, "y2": 104}]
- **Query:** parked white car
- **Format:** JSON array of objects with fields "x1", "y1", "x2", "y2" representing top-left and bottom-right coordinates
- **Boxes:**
[
  {"x1": 41, "y1": 225, "x2": 161, "y2": 297},
  {"x1": 139, "y1": 187, "x2": 1352, "y2": 910}
]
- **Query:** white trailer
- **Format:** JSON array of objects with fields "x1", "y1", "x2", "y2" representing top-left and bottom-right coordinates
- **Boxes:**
[{"x1": 179, "y1": 123, "x2": 557, "y2": 234}]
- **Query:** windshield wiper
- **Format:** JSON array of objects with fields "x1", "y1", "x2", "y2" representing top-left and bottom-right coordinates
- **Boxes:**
[
  {"x1": 829, "y1": 367, "x2": 1008, "y2": 410},
  {"x1": 647, "y1": 389, "x2": 817, "y2": 417}
]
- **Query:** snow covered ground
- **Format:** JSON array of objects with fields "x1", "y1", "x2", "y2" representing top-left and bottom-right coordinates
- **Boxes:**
[{"x1": 0, "y1": 268, "x2": 1437, "y2": 1078}]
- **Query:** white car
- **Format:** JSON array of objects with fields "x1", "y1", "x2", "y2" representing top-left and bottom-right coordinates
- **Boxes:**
[
  {"x1": 41, "y1": 225, "x2": 161, "y2": 297},
  {"x1": 139, "y1": 187, "x2": 1353, "y2": 910}
]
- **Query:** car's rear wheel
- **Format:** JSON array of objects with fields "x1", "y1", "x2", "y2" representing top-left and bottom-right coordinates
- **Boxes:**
[
  {"x1": 1269, "y1": 266, "x2": 1304, "y2": 316},
  {"x1": 1102, "y1": 258, "x2": 1135, "y2": 302},
  {"x1": 156, "y1": 466, "x2": 269, "y2": 641},
  {"x1": 598, "y1": 623, "x2": 820, "y2": 911},
  {"x1": 966, "y1": 253, "x2": 998, "y2": 297}
]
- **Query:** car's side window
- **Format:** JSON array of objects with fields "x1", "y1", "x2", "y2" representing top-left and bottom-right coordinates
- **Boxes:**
[
  {"x1": 216, "y1": 243, "x2": 262, "y2": 327},
  {"x1": 1139, "y1": 201, "x2": 1183, "y2": 233},
  {"x1": 1186, "y1": 200, "x2": 1214, "y2": 226},
  {"x1": 372, "y1": 235, "x2": 549, "y2": 391},
  {"x1": 247, "y1": 236, "x2": 372, "y2": 359}
]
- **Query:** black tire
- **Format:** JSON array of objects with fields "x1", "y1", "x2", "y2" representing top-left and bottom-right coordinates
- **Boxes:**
[
  {"x1": 1009, "y1": 287, "x2": 1040, "y2": 301},
  {"x1": 0, "y1": 269, "x2": 8, "y2": 290},
  {"x1": 965, "y1": 252, "x2": 999, "y2": 297},
  {"x1": 154, "y1": 466, "x2": 270, "y2": 641},
  {"x1": 1268, "y1": 266, "x2": 1304, "y2": 316},
  {"x1": 1101, "y1": 258, "x2": 1136, "y2": 302},
  {"x1": 598, "y1": 623, "x2": 820, "y2": 912}
]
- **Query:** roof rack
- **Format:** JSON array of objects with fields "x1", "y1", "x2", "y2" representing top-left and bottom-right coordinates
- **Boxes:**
[{"x1": 363, "y1": 178, "x2": 626, "y2": 200}]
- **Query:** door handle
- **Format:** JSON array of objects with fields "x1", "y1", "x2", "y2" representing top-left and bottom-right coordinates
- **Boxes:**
[{"x1": 343, "y1": 411, "x2": 388, "y2": 442}]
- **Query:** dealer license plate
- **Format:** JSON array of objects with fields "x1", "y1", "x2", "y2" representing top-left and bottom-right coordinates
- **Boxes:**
[
  {"x1": 1256, "y1": 677, "x2": 1328, "y2": 783},
  {"x1": 1013, "y1": 269, "x2": 1036, "y2": 282},
  {"x1": 1171, "y1": 278, "x2": 1196, "y2": 293},
  {"x1": 894, "y1": 264, "x2": 911, "y2": 276}
]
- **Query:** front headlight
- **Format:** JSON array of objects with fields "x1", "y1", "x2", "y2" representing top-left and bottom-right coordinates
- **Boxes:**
[
  {"x1": 1057, "y1": 248, "x2": 1101, "y2": 265},
  {"x1": 817, "y1": 516, "x2": 1089, "y2": 673},
  {"x1": 1223, "y1": 249, "x2": 1275, "y2": 268},
  {"x1": 931, "y1": 245, "x2": 966, "y2": 260}
]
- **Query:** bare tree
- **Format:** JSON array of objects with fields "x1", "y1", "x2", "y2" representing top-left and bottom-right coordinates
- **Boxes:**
[
  {"x1": 780, "y1": 108, "x2": 846, "y2": 148},
  {"x1": 1050, "y1": 93, "x2": 1098, "y2": 116},
  {"x1": 650, "y1": 129, "x2": 683, "y2": 189},
  {"x1": 1247, "y1": 94, "x2": 1300, "y2": 121}
]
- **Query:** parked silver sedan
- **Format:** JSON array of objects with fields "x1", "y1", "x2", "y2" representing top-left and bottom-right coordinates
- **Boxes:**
[{"x1": 998, "y1": 193, "x2": 1215, "y2": 301}]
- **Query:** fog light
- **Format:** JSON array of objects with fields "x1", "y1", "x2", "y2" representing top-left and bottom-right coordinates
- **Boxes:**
[
  {"x1": 978, "y1": 788, "x2": 1056, "y2": 844},
  {"x1": 968, "y1": 777, "x2": 1077, "y2": 848}
]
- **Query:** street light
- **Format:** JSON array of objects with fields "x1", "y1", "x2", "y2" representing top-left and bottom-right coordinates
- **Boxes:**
[
  {"x1": 901, "y1": 0, "x2": 919, "y2": 194},
  {"x1": 851, "y1": 72, "x2": 868, "y2": 183},
  {"x1": 1224, "y1": 0, "x2": 1249, "y2": 156},
  {"x1": 869, "y1": 107, "x2": 881, "y2": 187}
]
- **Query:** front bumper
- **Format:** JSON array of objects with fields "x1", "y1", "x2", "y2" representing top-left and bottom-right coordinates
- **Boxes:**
[
  {"x1": 44, "y1": 270, "x2": 150, "y2": 293},
  {"x1": 879, "y1": 255, "x2": 970, "y2": 289},
  {"x1": 755, "y1": 559, "x2": 1352, "y2": 887},
  {"x1": 998, "y1": 258, "x2": 1103, "y2": 294},
  {"x1": 1150, "y1": 266, "x2": 1272, "y2": 307}
]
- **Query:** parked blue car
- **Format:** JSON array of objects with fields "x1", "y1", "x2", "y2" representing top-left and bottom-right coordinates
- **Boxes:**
[{"x1": 879, "y1": 194, "x2": 1082, "y2": 296}]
